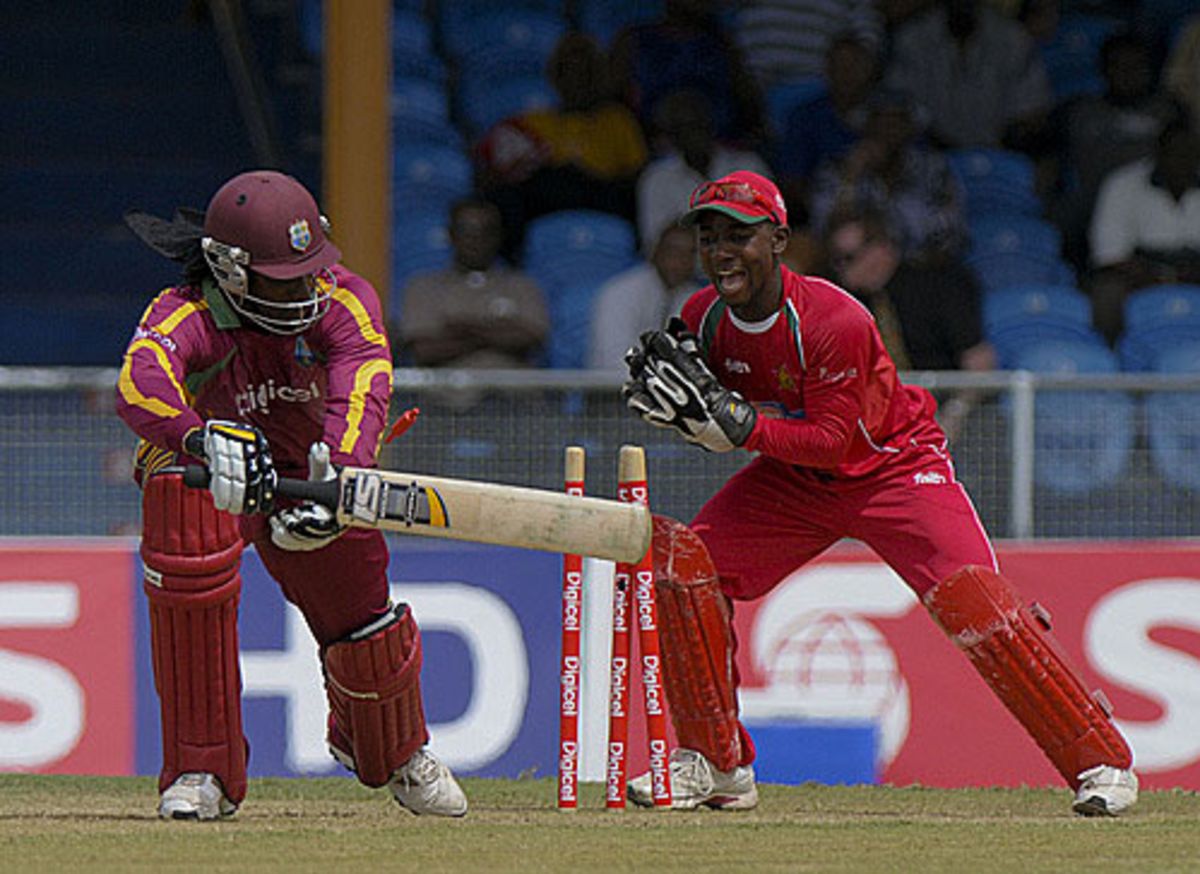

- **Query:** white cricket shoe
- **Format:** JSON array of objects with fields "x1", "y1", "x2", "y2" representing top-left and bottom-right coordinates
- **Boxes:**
[
  {"x1": 158, "y1": 772, "x2": 237, "y2": 821},
  {"x1": 628, "y1": 748, "x2": 758, "y2": 810},
  {"x1": 389, "y1": 747, "x2": 468, "y2": 817},
  {"x1": 1072, "y1": 765, "x2": 1139, "y2": 817}
]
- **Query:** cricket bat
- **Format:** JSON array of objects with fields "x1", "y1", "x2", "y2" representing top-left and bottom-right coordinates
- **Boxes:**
[{"x1": 183, "y1": 464, "x2": 651, "y2": 563}]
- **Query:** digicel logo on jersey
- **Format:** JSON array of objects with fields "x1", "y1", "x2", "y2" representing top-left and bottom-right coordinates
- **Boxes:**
[{"x1": 235, "y1": 379, "x2": 322, "y2": 417}]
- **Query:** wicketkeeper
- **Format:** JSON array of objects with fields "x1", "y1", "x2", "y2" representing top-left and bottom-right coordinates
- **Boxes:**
[
  {"x1": 116, "y1": 170, "x2": 466, "y2": 819},
  {"x1": 621, "y1": 170, "x2": 1138, "y2": 816}
]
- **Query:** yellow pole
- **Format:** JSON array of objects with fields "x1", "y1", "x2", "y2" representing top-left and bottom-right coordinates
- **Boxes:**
[{"x1": 323, "y1": 0, "x2": 392, "y2": 322}]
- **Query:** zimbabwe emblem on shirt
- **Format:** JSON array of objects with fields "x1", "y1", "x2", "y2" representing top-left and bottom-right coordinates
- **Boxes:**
[
  {"x1": 288, "y1": 219, "x2": 312, "y2": 252},
  {"x1": 776, "y1": 364, "x2": 797, "y2": 393}
]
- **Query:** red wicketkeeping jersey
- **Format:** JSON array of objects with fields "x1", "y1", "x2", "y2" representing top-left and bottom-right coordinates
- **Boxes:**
[{"x1": 680, "y1": 265, "x2": 944, "y2": 479}]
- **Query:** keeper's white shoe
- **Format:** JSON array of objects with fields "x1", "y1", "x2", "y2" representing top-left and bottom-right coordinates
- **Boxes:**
[
  {"x1": 1072, "y1": 765, "x2": 1138, "y2": 817},
  {"x1": 389, "y1": 747, "x2": 468, "y2": 817},
  {"x1": 628, "y1": 748, "x2": 758, "y2": 810},
  {"x1": 158, "y1": 772, "x2": 237, "y2": 821}
]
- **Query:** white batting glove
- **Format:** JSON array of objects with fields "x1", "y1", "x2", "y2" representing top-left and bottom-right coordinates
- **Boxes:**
[
  {"x1": 269, "y1": 442, "x2": 346, "y2": 552},
  {"x1": 202, "y1": 420, "x2": 276, "y2": 514}
]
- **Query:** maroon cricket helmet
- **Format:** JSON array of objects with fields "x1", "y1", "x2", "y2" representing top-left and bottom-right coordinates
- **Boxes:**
[{"x1": 203, "y1": 170, "x2": 341, "y2": 279}]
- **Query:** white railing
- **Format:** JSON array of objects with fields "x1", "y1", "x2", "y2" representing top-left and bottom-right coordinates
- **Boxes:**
[{"x1": 2, "y1": 366, "x2": 1199, "y2": 540}]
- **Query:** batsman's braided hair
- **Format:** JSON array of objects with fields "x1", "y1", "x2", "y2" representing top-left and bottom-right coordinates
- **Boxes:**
[{"x1": 124, "y1": 207, "x2": 210, "y2": 286}]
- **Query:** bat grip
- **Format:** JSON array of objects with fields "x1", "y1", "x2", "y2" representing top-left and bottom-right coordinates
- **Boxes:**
[{"x1": 181, "y1": 465, "x2": 340, "y2": 508}]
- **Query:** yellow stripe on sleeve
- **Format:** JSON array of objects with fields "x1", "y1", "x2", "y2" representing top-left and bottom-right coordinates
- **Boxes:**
[
  {"x1": 339, "y1": 359, "x2": 393, "y2": 455},
  {"x1": 333, "y1": 287, "x2": 388, "y2": 347},
  {"x1": 117, "y1": 338, "x2": 190, "y2": 419},
  {"x1": 152, "y1": 297, "x2": 208, "y2": 335}
]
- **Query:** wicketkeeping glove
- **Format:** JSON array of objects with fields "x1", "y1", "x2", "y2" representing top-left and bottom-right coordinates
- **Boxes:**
[
  {"x1": 199, "y1": 420, "x2": 277, "y2": 514},
  {"x1": 622, "y1": 320, "x2": 757, "y2": 453},
  {"x1": 269, "y1": 442, "x2": 346, "y2": 552}
]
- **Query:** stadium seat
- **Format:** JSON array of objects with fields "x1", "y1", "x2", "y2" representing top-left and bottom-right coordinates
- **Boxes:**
[
  {"x1": 543, "y1": 280, "x2": 606, "y2": 369},
  {"x1": 1145, "y1": 341, "x2": 1200, "y2": 490},
  {"x1": 1116, "y1": 284, "x2": 1200, "y2": 371},
  {"x1": 984, "y1": 284, "x2": 1100, "y2": 367},
  {"x1": 1009, "y1": 340, "x2": 1134, "y2": 496},
  {"x1": 522, "y1": 210, "x2": 637, "y2": 297},
  {"x1": 392, "y1": 142, "x2": 473, "y2": 216},
  {"x1": 1040, "y1": 13, "x2": 1120, "y2": 103},
  {"x1": 391, "y1": 77, "x2": 456, "y2": 145},
  {"x1": 764, "y1": 76, "x2": 828, "y2": 139},
  {"x1": 441, "y1": 7, "x2": 565, "y2": 65},
  {"x1": 968, "y1": 214, "x2": 1064, "y2": 263},
  {"x1": 577, "y1": 0, "x2": 666, "y2": 45},
  {"x1": 391, "y1": 210, "x2": 453, "y2": 312},
  {"x1": 457, "y1": 74, "x2": 558, "y2": 138},
  {"x1": 966, "y1": 250, "x2": 1077, "y2": 294},
  {"x1": 947, "y1": 148, "x2": 1041, "y2": 217},
  {"x1": 392, "y1": 8, "x2": 447, "y2": 85}
]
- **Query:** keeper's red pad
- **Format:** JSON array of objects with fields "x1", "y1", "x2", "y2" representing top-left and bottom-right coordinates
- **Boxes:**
[
  {"x1": 140, "y1": 470, "x2": 247, "y2": 804},
  {"x1": 323, "y1": 604, "x2": 429, "y2": 787},
  {"x1": 924, "y1": 566, "x2": 1132, "y2": 788},
  {"x1": 651, "y1": 515, "x2": 748, "y2": 771}
]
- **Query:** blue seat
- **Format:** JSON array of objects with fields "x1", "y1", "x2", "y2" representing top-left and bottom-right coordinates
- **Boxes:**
[
  {"x1": 947, "y1": 148, "x2": 1041, "y2": 217},
  {"x1": 1009, "y1": 341, "x2": 1134, "y2": 495},
  {"x1": 390, "y1": 77, "x2": 455, "y2": 144},
  {"x1": 577, "y1": 0, "x2": 665, "y2": 45},
  {"x1": 457, "y1": 74, "x2": 558, "y2": 137},
  {"x1": 1117, "y1": 284, "x2": 1200, "y2": 371},
  {"x1": 764, "y1": 76, "x2": 828, "y2": 139},
  {"x1": 442, "y1": 8, "x2": 565, "y2": 64},
  {"x1": 391, "y1": 211, "x2": 452, "y2": 309},
  {"x1": 1040, "y1": 13, "x2": 1120, "y2": 102},
  {"x1": 968, "y1": 214, "x2": 1063, "y2": 262},
  {"x1": 543, "y1": 280, "x2": 606, "y2": 369},
  {"x1": 392, "y1": 143, "x2": 473, "y2": 215},
  {"x1": 967, "y1": 250, "x2": 1076, "y2": 293},
  {"x1": 522, "y1": 210, "x2": 637, "y2": 295},
  {"x1": 984, "y1": 284, "x2": 1099, "y2": 367},
  {"x1": 1145, "y1": 341, "x2": 1200, "y2": 491}
]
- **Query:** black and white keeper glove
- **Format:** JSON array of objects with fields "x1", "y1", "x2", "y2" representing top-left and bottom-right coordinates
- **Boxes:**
[
  {"x1": 269, "y1": 442, "x2": 347, "y2": 552},
  {"x1": 622, "y1": 318, "x2": 757, "y2": 453},
  {"x1": 189, "y1": 420, "x2": 277, "y2": 514}
]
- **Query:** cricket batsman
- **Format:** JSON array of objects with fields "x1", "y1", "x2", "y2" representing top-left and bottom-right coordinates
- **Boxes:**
[{"x1": 116, "y1": 170, "x2": 466, "y2": 819}]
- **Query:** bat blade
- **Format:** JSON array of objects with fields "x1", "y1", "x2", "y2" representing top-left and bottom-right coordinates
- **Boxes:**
[{"x1": 334, "y1": 466, "x2": 651, "y2": 563}]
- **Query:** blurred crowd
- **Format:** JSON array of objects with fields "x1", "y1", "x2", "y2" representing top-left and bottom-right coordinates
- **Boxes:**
[{"x1": 378, "y1": 0, "x2": 1200, "y2": 375}]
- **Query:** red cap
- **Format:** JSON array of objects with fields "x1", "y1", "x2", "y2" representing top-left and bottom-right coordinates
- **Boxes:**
[
  {"x1": 204, "y1": 170, "x2": 341, "y2": 279},
  {"x1": 680, "y1": 170, "x2": 788, "y2": 227}
]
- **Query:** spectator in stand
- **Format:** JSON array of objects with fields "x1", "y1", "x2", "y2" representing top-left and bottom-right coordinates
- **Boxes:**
[
  {"x1": 885, "y1": 0, "x2": 1053, "y2": 152},
  {"x1": 475, "y1": 32, "x2": 648, "y2": 260},
  {"x1": 1054, "y1": 30, "x2": 1183, "y2": 269},
  {"x1": 808, "y1": 89, "x2": 969, "y2": 264},
  {"x1": 588, "y1": 224, "x2": 701, "y2": 370},
  {"x1": 610, "y1": 0, "x2": 766, "y2": 149},
  {"x1": 396, "y1": 198, "x2": 549, "y2": 368},
  {"x1": 1087, "y1": 116, "x2": 1200, "y2": 343},
  {"x1": 732, "y1": 0, "x2": 883, "y2": 90},
  {"x1": 637, "y1": 89, "x2": 772, "y2": 255},
  {"x1": 1165, "y1": 14, "x2": 1200, "y2": 131},
  {"x1": 824, "y1": 205, "x2": 994, "y2": 440},
  {"x1": 775, "y1": 32, "x2": 881, "y2": 215}
]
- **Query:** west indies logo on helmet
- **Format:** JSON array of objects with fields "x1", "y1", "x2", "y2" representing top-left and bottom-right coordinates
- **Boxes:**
[{"x1": 201, "y1": 170, "x2": 341, "y2": 335}]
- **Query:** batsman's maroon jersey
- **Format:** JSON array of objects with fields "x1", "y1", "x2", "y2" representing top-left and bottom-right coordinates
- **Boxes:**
[
  {"x1": 116, "y1": 265, "x2": 393, "y2": 477},
  {"x1": 680, "y1": 265, "x2": 945, "y2": 478}
]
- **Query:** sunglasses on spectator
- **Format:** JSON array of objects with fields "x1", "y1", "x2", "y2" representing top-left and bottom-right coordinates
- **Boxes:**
[{"x1": 689, "y1": 181, "x2": 784, "y2": 224}]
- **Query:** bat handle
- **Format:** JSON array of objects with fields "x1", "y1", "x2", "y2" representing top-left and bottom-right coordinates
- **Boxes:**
[{"x1": 181, "y1": 465, "x2": 340, "y2": 508}]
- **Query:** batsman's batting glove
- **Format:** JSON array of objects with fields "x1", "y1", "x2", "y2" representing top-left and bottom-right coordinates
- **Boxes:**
[
  {"x1": 270, "y1": 442, "x2": 346, "y2": 552},
  {"x1": 199, "y1": 420, "x2": 277, "y2": 514}
]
